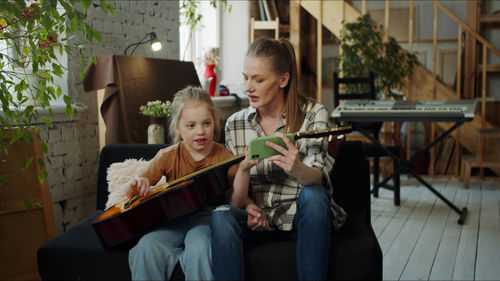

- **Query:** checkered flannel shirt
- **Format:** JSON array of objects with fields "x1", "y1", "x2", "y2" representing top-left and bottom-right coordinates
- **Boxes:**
[{"x1": 225, "y1": 102, "x2": 347, "y2": 231}]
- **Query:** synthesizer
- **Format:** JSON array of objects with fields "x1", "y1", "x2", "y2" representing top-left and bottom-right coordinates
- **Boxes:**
[{"x1": 331, "y1": 99, "x2": 477, "y2": 122}]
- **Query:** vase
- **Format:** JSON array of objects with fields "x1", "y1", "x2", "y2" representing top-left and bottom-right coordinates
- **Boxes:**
[
  {"x1": 147, "y1": 118, "x2": 165, "y2": 144},
  {"x1": 203, "y1": 64, "x2": 217, "y2": 97}
]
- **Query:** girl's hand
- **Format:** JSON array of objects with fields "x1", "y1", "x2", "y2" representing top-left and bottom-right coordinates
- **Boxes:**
[
  {"x1": 125, "y1": 176, "x2": 151, "y2": 198},
  {"x1": 246, "y1": 204, "x2": 270, "y2": 231},
  {"x1": 267, "y1": 132, "x2": 306, "y2": 178},
  {"x1": 239, "y1": 146, "x2": 261, "y2": 172}
]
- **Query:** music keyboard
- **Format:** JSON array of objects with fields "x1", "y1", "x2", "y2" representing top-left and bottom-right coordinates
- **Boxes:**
[{"x1": 331, "y1": 99, "x2": 477, "y2": 122}]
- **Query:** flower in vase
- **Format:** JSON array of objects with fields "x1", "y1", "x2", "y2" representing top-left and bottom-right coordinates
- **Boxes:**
[
  {"x1": 204, "y1": 48, "x2": 220, "y2": 66},
  {"x1": 139, "y1": 100, "x2": 172, "y2": 118}
]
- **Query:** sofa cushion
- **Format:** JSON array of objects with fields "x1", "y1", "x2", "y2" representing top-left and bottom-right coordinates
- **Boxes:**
[
  {"x1": 38, "y1": 211, "x2": 132, "y2": 280},
  {"x1": 38, "y1": 211, "x2": 380, "y2": 281}
]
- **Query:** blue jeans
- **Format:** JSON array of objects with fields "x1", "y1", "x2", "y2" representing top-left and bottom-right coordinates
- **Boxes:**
[
  {"x1": 129, "y1": 208, "x2": 214, "y2": 281},
  {"x1": 211, "y1": 185, "x2": 332, "y2": 280}
]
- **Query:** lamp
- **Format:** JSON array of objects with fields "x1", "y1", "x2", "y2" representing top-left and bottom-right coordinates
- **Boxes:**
[{"x1": 124, "y1": 32, "x2": 163, "y2": 56}]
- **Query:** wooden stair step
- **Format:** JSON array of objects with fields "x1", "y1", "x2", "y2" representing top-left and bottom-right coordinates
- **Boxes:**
[
  {"x1": 477, "y1": 64, "x2": 500, "y2": 73},
  {"x1": 480, "y1": 13, "x2": 500, "y2": 24}
]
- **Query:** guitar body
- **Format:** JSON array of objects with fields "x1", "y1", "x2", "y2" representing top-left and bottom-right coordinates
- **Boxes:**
[{"x1": 92, "y1": 155, "x2": 244, "y2": 247}]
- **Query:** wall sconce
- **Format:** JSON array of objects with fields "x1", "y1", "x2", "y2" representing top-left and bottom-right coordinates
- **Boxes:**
[{"x1": 124, "y1": 32, "x2": 163, "y2": 56}]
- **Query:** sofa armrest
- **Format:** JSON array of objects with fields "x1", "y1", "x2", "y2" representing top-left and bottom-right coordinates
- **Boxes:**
[
  {"x1": 330, "y1": 141, "x2": 371, "y2": 219},
  {"x1": 96, "y1": 143, "x2": 168, "y2": 210}
]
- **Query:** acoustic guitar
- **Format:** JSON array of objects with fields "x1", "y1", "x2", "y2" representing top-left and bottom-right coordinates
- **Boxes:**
[
  {"x1": 92, "y1": 126, "x2": 352, "y2": 247},
  {"x1": 92, "y1": 154, "x2": 244, "y2": 247}
]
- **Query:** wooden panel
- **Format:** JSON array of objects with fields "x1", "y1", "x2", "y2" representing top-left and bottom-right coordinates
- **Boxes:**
[
  {"x1": 452, "y1": 181, "x2": 481, "y2": 280},
  {"x1": 429, "y1": 179, "x2": 468, "y2": 280},
  {"x1": 475, "y1": 181, "x2": 500, "y2": 279},
  {"x1": 371, "y1": 178, "x2": 500, "y2": 281},
  {"x1": 400, "y1": 179, "x2": 458, "y2": 280},
  {"x1": 383, "y1": 179, "x2": 441, "y2": 279},
  {"x1": 368, "y1": 7, "x2": 417, "y2": 42},
  {"x1": 439, "y1": 49, "x2": 458, "y2": 87},
  {"x1": 0, "y1": 130, "x2": 55, "y2": 280},
  {"x1": 300, "y1": 0, "x2": 359, "y2": 36}
]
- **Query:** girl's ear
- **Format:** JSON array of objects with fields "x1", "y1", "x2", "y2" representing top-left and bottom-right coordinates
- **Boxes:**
[{"x1": 279, "y1": 72, "x2": 290, "y2": 89}]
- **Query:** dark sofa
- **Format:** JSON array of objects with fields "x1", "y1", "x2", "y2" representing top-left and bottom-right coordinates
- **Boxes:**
[{"x1": 38, "y1": 141, "x2": 382, "y2": 280}]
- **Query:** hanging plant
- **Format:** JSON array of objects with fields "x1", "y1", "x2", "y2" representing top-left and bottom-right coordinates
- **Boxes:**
[
  {"x1": 0, "y1": 0, "x2": 115, "y2": 185},
  {"x1": 334, "y1": 13, "x2": 419, "y2": 99}
]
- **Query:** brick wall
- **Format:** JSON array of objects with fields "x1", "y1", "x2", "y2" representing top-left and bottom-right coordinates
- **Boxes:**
[{"x1": 45, "y1": 1, "x2": 179, "y2": 234}]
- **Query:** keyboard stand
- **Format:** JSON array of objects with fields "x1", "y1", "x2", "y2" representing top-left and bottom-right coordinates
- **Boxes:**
[{"x1": 354, "y1": 121, "x2": 468, "y2": 224}]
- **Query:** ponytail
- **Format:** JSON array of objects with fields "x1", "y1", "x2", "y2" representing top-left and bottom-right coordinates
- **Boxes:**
[{"x1": 247, "y1": 38, "x2": 312, "y2": 133}]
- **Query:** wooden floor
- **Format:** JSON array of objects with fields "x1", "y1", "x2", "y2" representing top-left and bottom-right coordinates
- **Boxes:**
[{"x1": 370, "y1": 176, "x2": 500, "y2": 281}]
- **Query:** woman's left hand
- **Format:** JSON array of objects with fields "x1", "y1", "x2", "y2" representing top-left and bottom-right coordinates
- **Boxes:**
[{"x1": 266, "y1": 132, "x2": 306, "y2": 179}]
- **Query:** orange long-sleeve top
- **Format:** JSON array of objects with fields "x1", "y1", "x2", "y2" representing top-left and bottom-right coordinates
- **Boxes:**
[{"x1": 140, "y1": 141, "x2": 238, "y2": 189}]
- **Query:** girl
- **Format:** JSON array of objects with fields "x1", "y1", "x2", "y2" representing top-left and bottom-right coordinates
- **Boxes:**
[
  {"x1": 127, "y1": 86, "x2": 237, "y2": 281},
  {"x1": 210, "y1": 38, "x2": 347, "y2": 280}
]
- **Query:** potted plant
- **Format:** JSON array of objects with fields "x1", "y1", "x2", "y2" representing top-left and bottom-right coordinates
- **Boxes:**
[
  {"x1": 139, "y1": 100, "x2": 172, "y2": 144},
  {"x1": 334, "y1": 13, "x2": 419, "y2": 99}
]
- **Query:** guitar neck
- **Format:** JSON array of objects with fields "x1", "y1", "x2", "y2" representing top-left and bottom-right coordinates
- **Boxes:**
[{"x1": 294, "y1": 126, "x2": 352, "y2": 140}]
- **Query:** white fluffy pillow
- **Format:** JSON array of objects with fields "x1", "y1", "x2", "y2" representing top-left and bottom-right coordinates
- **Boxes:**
[{"x1": 105, "y1": 159, "x2": 166, "y2": 209}]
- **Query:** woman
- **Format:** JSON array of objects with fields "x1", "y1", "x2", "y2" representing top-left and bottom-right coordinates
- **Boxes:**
[{"x1": 210, "y1": 38, "x2": 347, "y2": 280}]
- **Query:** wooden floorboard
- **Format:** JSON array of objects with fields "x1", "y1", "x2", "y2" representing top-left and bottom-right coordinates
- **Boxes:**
[
  {"x1": 400, "y1": 178, "x2": 458, "y2": 280},
  {"x1": 370, "y1": 176, "x2": 500, "y2": 281},
  {"x1": 429, "y1": 178, "x2": 467, "y2": 280},
  {"x1": 453, "y1": 180, "x2": 481, "y2": 281},
  {"x1": 475, "y1": 180, "x2": 500, "y2": 280}
]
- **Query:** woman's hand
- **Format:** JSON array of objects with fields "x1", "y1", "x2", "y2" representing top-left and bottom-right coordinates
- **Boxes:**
[
  {"x1": 266, "y1": 132, "x2": 324, "y2": 186},
  {"x1": 246, "y1": 203, "x2": 270, "y2": 231},
  {"x1": 266, "y1": 132, "x2": 305, "y2": 178},
  {"x1": 125, "y1": 176, "x2": 151, "y2": 198}
]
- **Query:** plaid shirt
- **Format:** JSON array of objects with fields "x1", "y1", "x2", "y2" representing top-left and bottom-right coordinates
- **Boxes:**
[{"x1": 225, "y1": 102, "x2": 347, "y2": 231}]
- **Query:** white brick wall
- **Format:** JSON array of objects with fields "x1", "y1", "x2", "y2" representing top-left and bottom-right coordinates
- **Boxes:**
[{"x1": 45, "y1": 1, "x2": 179, "y2": 234}]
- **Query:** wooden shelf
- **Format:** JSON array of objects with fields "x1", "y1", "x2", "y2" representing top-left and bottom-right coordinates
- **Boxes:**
[{"x1": 250, "y1": 18, "x2": 280, "y2": 42}]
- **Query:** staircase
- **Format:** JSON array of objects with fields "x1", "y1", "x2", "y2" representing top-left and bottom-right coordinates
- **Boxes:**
[{"x1": 299, "y1": 0, "x2": 500, "y2": 175}]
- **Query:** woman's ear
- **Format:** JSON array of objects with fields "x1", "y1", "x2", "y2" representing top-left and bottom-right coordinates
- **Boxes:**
[{"x1": 279, "y1": 72, "x2": 290, "y2": 89}]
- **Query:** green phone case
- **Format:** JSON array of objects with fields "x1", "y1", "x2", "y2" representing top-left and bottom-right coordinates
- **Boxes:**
[{"x1": 248, "y1": 134, "x2": 295, "y2": 159}]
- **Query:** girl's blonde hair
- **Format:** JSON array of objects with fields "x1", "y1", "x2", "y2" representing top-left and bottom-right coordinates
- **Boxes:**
[
  {"x1": 168, "y1": 86, "x2": 220, "y2": 143},
  {"x1": 246, "y1": 38, "x2": 313, "y2": 133}
]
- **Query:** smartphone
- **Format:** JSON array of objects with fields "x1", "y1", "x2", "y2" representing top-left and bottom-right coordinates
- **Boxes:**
[{"x1": 248, "y1": 134, "x2": 295, "y2": 159}]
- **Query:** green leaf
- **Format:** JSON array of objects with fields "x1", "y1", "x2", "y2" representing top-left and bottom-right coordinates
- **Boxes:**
[
  {"x1": 42, "y1": 116, "x2": 52, "y2": 127},
  {"x1": 24, "y1": 199, "x2": 33, "y2": 211},
  {"x1": 22, "y1": 46, "x2": 30, "y2": 56},
  {"x1": 37, "y1": 158, "x2": 45, "y2": 169},
  {"x1": 41, "y1": 142, "x2": 48, "y2": 154},
  {"x1": 63, "y1": 95, "x2": 71, "y2": 105},
  {"x1": 70, "y1": 17, "x2": 79, "y2": 32},
  {"x1": 92, "y1": 29, "x2": 102, "y2": 42},
  {"x1": 38, "y1": 171, "x2": 48, "y2": 184},
  {"x1": 81, "y1": 0, "x2": 91, "y2": 12},
  {"x1": 92, "y1": 56, "x2": 97, "y2": 65}
]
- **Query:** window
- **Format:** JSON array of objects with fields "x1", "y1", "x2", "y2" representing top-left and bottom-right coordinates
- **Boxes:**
[{"x1": 179, "y1": 1, "x2": 220, "y2": 81}]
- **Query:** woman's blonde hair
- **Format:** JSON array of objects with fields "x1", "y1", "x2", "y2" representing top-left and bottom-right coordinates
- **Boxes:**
[
  {"x1": 168, "y1": 86, "x2": 220, "y2": 143},
  {"x1": 246, "y1": 38, "x2": 313, "y2": 133}
]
